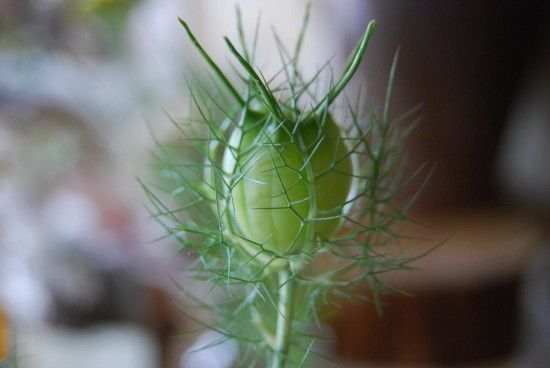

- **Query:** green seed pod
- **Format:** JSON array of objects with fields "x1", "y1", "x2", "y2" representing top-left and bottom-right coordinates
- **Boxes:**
[
  {"x1": 145, "y1": 15, "x2": 426, "y2": 368},
  {"x1": 222, "y1": 108, "x2": 353, "y2": 256}
]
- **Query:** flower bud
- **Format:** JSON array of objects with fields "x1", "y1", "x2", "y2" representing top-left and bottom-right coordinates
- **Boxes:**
[{"x1": 222, "y1": 109, "x2": 352, "y2": 256}]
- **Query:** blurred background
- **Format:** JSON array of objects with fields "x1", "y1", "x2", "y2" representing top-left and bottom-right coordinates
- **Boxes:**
[{"x1": 1, "y1": 0, "x2": 549, "y2": 367}]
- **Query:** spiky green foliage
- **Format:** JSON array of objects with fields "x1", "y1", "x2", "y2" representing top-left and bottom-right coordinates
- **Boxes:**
[{"x1": 143, "y1": 6, "x2": 426, "y2": 368}]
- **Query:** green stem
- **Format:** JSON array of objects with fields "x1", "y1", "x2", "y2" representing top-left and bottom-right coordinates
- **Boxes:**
[{"x1": 271, "y1": 268, "x2": 295, "y2": 368}]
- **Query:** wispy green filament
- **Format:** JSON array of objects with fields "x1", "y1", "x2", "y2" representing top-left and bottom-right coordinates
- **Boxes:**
[{"x1": 145, "y1": 9, "x2": 427, "y2": 368}]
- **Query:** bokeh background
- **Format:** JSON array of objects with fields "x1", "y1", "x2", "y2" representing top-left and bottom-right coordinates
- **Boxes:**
[{"x1": 1, "y1": 0, "x2": 549, "y2": 367}]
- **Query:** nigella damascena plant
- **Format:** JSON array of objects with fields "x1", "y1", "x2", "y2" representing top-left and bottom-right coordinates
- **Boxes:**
[{"x1": 143, "y1": 6, "x2": 426, "y2": 368}]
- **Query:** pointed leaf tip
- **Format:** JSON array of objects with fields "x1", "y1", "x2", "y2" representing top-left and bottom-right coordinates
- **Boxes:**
[
  {"x1": 178, "y1": 18, "x2": 245, "y2": 106},
  {"x1": 309, "y1": 18, "x2": 377, "y2": 120}
]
